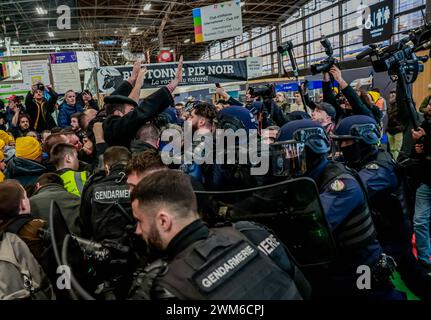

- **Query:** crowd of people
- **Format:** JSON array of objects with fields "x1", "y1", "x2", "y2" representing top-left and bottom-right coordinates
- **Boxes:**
[{"x1": 1, "y1": 55, "x2": 431, "y2": 301}]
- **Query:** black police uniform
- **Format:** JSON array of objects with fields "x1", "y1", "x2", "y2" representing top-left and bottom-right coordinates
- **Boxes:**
[
  {"x1": 103, "y1": 86, "x2": 174, "y2": 148},
  {"x1": 358, "y1": 149, "x2": 431, "y2": 300},
  {"x1": 80, "y1": 164, "x2": 134, "y2": 242},
  {"x1": 129, "y1": 219, "x2": 310, "y2": 300}
]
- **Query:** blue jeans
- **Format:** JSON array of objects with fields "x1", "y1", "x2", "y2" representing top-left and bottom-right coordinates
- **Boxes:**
[{"x1": 413, "y1": 183, "x2": 431, "y2": 265}]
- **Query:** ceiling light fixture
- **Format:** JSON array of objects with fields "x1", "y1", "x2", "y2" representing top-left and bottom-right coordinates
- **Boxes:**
[
  {"x1": 48, "y1": 31, "x2": 54, "y2": 37},
  {"x1": 36, "y1": 7, "x2": 48, "y2": 15},
  {"x1": 143, "y1": 3, "x2": 152, "y2": 11},
  {"x1": 184, "y1": 38, "x2": 191, "y2": 43},
  {"x1": 12, "y1": 40, "x2": 19, "y2": 45},
  {"x1": 131, "y1": 27, "x2": 137, "y2": 33},
  {"x1": 240, "y1": 2, "x2": 245, "y2": 7}
]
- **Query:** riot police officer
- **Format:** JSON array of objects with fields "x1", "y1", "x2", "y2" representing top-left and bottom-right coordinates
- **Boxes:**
[
  {"x1": 80, "y1": 146, "x2": 133, "y2": 242},
  {"x1": 332, "y1": 115, "x2": 431, "y2": 299},
  {"x1": 204, "y1": 105, "x2": 260, "y2": 191},
  {"x1": 274, "y1": 119, "x2": 404, "y2": 299},
  {"x1": 129, "y1": 170, "x2": 310, "y2": 300}
]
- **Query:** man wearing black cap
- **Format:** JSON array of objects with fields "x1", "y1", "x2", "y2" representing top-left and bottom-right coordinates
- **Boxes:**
[
  {"x1": 311, "y1": 102, "x2": 336, "y2": 135},
  {"x1": 103, "y1": 57, "x2": 184, "y2": 147}
]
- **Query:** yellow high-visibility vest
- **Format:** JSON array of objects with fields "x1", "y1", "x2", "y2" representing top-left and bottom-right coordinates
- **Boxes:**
[{"x1": 60, "y1": 170, "x2": 87, "y2": 197}]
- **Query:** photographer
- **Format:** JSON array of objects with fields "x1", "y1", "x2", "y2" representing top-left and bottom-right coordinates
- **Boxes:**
[
  {"x1": 248, "y1": 85, "x2": 288, "y2": 129},
  {"x1": 323, "y1": 66, "x2": 382, "y2": 124},
  {"x1": 25, "y1": 83, "x2": 58, "y2": 132}
]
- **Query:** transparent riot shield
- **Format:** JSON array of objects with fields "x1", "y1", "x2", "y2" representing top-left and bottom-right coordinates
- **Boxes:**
[{"x1": 195, "y1": 177, "x2": 337, "y2": 267}]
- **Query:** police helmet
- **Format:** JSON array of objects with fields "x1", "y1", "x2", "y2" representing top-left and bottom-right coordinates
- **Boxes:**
[
  {"x1": 276, "y1": 120, "x2": 330, "y2": 154},
  {"x1": 287, "y1": 111, "x2": 311, "y2": 121},
  {"x1": 332, "y1": 115, "x2": 380, "y2": 145},
  {"x1": 271, "y1": 120, "x2": 330, "y2": 177},
  {"x1": 216, "y1": 106, "x2": 257, "y2": 133}
]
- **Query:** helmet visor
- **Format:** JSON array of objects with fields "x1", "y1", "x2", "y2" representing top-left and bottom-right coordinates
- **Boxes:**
[{"x1": 270, "y1": 141, "x2": 307, "y2": 177}]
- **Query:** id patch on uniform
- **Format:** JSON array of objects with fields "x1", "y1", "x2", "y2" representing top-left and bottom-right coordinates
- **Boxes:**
[
  {"x1": 193, "y1": 241, "x2": 258, "y2": 293},
  {"x1": 365, "y1": 163, "x2": 379, "y2": 170},
  {"x1": 330, "y1": 179, "x2": 345, "y2": 192},
  {"x1": 92, "y1": 185, "x2": 131, "y2": 204}
]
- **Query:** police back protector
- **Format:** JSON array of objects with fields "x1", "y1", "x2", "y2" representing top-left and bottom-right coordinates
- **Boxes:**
[
  {"x1": 90, "y1": 168, "x2": 133, "y2": 242},
  {"x1": 154, "y1": 226, "x2": 303, "y2": 300},
  {"x1": 315, "y1": 161, "x2": 378, "y2": 252}
]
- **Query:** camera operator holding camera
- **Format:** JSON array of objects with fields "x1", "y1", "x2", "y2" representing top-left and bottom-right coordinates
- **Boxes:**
[
  {"x1": 323, "y1": 66, "x2": 382, "y2": 124},
  {"x1": 247, "y1": 84, "x2": 288, "y2": 130},
  {"x1": 25, "y1": 82, "x2": 58, "y2": 132}
]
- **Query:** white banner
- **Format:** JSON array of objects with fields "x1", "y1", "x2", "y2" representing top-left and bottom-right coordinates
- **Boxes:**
[
  {"x1": 21, "y1": 60, "x2": 51, "y2": 87},
  {"x1": 246, "y1": 57, "x2": 263, "y2": 79},
  {"x1": 193, "y1": 0, "x2": 243, "y2": 43}
]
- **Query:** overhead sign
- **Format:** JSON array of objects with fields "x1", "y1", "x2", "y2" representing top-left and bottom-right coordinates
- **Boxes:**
[
  {"x1": 76, "y1": 51, "x2": 100, "y2": 70},
  {"x1": 21, "y1": 60, "x2": 51, "y2": 86},
  {"x1": 49, "y1": 52, "x2": 82, "y2": 94},
  {"x1": 193, "y1": 0, "x2": 243, "y2": 43},
  {"x1": 362, "y1": 0, "x2": 394, "y2": 45},
  {"x1": 97, "y1": 59, "x2": 249, "y2": 94},
  {"x1": 246, "y1": 57, "x2": 263, "y2": 79}
]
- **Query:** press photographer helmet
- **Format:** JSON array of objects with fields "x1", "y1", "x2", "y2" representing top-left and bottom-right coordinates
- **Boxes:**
[{"x1": 310, "y1": 37, "x2": 338, "y2": 75}]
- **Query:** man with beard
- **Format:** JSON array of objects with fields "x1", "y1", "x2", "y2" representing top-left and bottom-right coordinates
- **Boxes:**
[
  {"x1": 311, "y1": 102, "x2": 336, "y2": 136},
  {"x1": 129, "y1": 170, "x2": 309, "y2": 300},
  {"x1": 25, "y1": 83, "x2": 58, "y2": 132},
  {"x1": 183, "y1": 102, "x2": 217, "y2": 184},
  {"x1": 189, "y1": 102, "x2": 217, "y2": 134},
  {"x1": 11, "y1": 113, "x2": 31, "y2": 139}
]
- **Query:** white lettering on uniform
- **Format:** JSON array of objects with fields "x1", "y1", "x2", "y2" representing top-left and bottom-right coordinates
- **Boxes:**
[
  {"x1": 201, "y1": 245, "x2": 255, "y2": 289},
  {"x1": 94, "y1": 189, "x2": 130, "y2": 201},
  {"x1": 257, "y1": 235, "x2": 280, "y2": 256}
]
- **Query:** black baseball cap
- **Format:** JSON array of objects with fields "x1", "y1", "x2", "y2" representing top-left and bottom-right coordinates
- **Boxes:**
[{"x1": 315, "y1": 102, "x2": 336, "y2": 120}]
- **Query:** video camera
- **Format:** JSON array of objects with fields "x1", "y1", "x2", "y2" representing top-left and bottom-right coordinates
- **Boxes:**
[
  {"x1": 310, "y1": 37, "x2": 338, "y2": 75},
  {"x1": 356, "y1": 23, "x2": 431, "y2": 81},
  {"x1": 248, "y1": 83, "x2": 276, "y2": 100},
  {"x1": 356, "y1": 22, "x2": 431, "y2": 130}
]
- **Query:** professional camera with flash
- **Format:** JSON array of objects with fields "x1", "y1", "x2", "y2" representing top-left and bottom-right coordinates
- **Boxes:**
[{"x1": 310, "y1": 37, "x2": 338, "y2": 75}]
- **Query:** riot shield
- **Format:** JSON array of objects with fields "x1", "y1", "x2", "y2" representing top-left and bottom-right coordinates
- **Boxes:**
[
  {"x1": 49, "y1": 200, "x2": 96, "y2": 300},
  {"x1": 195, "y1": 177, "x2": 337, "y2": 267}
]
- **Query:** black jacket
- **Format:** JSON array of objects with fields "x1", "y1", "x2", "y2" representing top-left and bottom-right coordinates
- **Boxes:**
[
  {"x1": 25, "y1": 88, "x2": 58, "y2": 132},
  {"x1": 103, "y1": 83, "x2": 174, "y2": 147},
  {"x1": 5, "y1": 157, "x2": 47, "y2": 186},
  {"x1": 322, "y1": 81, "x2": 382, "y2": 124}
]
